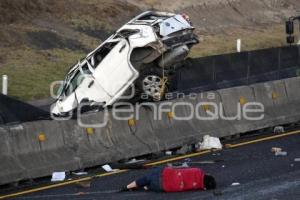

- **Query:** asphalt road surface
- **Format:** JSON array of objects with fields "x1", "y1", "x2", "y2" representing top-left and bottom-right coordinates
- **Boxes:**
[{"x1": 3, "y1": 132, "x2": 300, "y2": 200}]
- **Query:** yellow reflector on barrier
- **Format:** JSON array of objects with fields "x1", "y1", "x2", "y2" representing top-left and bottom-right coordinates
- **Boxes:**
[
  {"x1": 167, "y1": 112, "x2": 174, "y2": 119},
  {"x1": 86, "y1": 128, "x2": 94, "y2": 135},
  {"x1": 272, "y1": 92, "x2": 278, "y2": 99},
  {"x1": 128, "y1": 119, "x2": 136, "y2": 126},
  {"x1": 239, "y1": 97, "x2": 246, "y2": 105},
  {"x1": 202, "y1": 104, "x2": 210, "y2": 112},
  {"x1": 38, "y1": 133, "x2": 46, "y2": 142}
]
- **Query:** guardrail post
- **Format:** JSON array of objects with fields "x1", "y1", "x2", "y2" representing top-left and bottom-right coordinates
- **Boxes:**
[
  {"x1": 2, "y1": 75, "x2": 8, "y2": 95},
  {"x1": 237, "y1": 39, "x2": 241, "y2": 52}
]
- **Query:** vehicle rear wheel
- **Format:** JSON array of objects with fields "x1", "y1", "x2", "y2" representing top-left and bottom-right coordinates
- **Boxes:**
[{"x1": 137, "y1": 67, "x2": 168, "y2": 101}]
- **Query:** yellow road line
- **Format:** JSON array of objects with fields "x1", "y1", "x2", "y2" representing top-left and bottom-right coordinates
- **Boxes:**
[
  {"x1": 0, "y1": 170, "x2": 128, "y2": 200},
  {"x1": 1, "y1": 129, "x2": 299, "y2": 199},
  {"x1": 225, "y1": 129, "x2": 300, "y2": 148}
]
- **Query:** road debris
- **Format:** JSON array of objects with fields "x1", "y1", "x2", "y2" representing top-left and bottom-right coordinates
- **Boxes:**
[
  {"x1": 271, "y1": 147, "x2": 282, "y2": 153},
  {"x1": 197, "y1": 135, "x2": 222, "y2": 150},
  {"x1": 165, "y1": 151, "x2": 173, "y2": 156},
  {"x1": 231, "y1": 182, "x2": 240, "y2": 186},
  {"x1": 102, "y1": 164, "x2": 118, "y2": 172},
  {"x1": 51, "y1": 172, "x2": 66, "y2": 182},
  {"x1": 274, "y1": 126, "x2": 285, "y2": 134},
  {"x1": 125, "y1": 158, "x2": 146, "y2": 164},
  {"x1": 294, "y1": 158, "x2": 300, "y2": 162},
  {"x1": 271, "y1": 147, "x2": 287, "y2": 156},
  {"x1": 72, "y1": 172, "x2": 88, "y2": 176},
  {"x1": 275, "y1": 151, "x2": 287, "y2": 156}
]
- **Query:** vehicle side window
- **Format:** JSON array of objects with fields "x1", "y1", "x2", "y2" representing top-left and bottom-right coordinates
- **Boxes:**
[
  {"x1": 93, "y1": 42, "x2": 118, "y2": 68},
  {"x1": 81, "y1": 63, "x2": 92, "y2": 75}
]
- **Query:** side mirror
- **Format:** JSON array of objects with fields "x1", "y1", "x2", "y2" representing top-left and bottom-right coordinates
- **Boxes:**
[
  {"x1": 287, "y1": 35, "x2": 295, "y2": 44},
  {"x1": 286, "y1": 20, "x2": 294, "y2": 35}
]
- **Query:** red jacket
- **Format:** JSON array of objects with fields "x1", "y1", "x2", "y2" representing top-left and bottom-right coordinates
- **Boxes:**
[{"x1": 162, "y1": 167, "x2": 205, "y2": 192}]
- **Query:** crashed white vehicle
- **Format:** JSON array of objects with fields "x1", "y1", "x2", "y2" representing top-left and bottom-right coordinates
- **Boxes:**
[{"x1": 51, "y1": 11, "x2": 198, "y2": 115}]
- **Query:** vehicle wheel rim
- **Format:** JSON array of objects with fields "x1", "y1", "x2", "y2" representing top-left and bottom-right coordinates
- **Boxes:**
[{"x1": 142, "y1": 75, "x2": 163, "y2": 100}]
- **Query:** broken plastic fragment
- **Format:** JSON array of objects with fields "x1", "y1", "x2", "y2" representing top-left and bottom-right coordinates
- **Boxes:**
[
  {"x1": 231, "y1": 182, "x2": 240, "y2": 186},
  {"x1": 102, "y1": 164, "x2": 113, "y2": 172},
  {"x1": 51, "y1": 172, "x2": 66, "y2": 182}
]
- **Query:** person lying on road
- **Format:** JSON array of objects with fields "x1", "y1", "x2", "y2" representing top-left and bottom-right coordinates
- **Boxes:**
[{"x1": 121, "y1": 166, "x2": 216, "y2": 192}]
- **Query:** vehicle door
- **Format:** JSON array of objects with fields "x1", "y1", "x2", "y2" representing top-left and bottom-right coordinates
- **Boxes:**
[
  {"x1": 93, "y1": 38, "x2": 138, "y2": 97},
  {"x1": 74, "y1": 60, "x2": 112, "y2": 105}
]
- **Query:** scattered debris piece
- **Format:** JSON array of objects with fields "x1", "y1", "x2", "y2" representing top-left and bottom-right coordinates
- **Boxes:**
[
  {"x1": 231, "y1": 182, "x2": 240, "y2": 186},
  {"x1": 165, "y1": 151, "x2": 173, "y2": 156},
  {"x1": 271, "y1": 147, "x2": 287, "y2": 156},
  {"x1": 275, "y1": 151, "x2": 287, "y2": 156},
  {"x1": 222, "y1": 165, "x2": 225, "y2": 168},
  {"x1": 51, "y1": 172, "x2": 66, "y2": 182},
  {"x1": 198, "y1": 135, "x2": 222, "y2": 150},
  {"x1": 125, "y1": 158, "x2": 146, "y2": 164},
  {"x1": 294, "y1": 158, "x2": 300, "y2": 162},
  {"x1": 271, "y1": 147, "x2": 282, "y2": 153},
  {"x1": 72, "y1": 172, "x2": 88, "y2": 176},
  {"x1": 273, "y1": 126, "x2": 284, "y2": 134},
  {"x1": 102, "y1": 164, "x2": 115, "y2": 172}
]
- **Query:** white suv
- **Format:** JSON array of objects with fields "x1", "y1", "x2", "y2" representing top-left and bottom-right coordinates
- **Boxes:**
[{"x1": 51, "y1": 11, "x2": 198, "y2": 116}]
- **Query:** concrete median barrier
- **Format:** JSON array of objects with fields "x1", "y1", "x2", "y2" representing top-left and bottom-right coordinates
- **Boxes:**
[
  {"x1": 7, "y1": 120, "x2": 81, "y2": 181},
  {"x1": 218, "y1": 86, "x2": 263, "y2": 133},
  {"x1": 191, "y1": 91, "x2": 236, "y2": 138},
  {"x1": 0, "y1": 76, "x2": 300, "y2": 185},
  {"x1": 0, "y1": 127, "x2": 26, "y2": 185}
]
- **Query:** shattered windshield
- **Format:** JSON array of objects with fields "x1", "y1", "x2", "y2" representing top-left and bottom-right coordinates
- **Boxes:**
[{"x1": 65, "y1": 70, "x2": 81, "y2": 96}]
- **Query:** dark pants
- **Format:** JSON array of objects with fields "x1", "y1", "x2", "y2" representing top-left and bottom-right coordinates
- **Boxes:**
[{"x1": 136, "y1": 167, "x2": 163, "y2": 192}]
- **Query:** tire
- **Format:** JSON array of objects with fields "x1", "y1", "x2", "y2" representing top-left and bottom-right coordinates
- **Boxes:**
[{"x1": 135, "y1": 67, "x2": 169, "y2": 102}]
